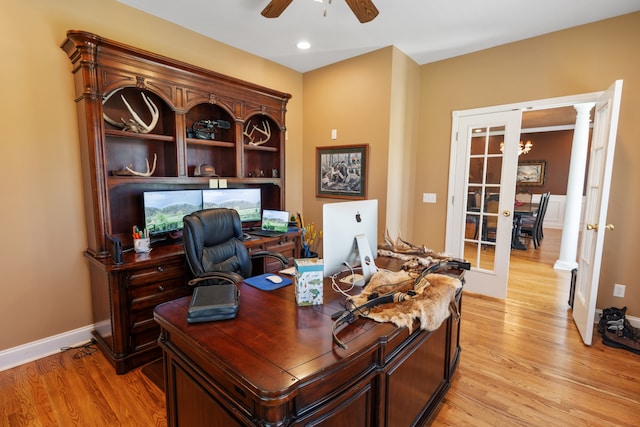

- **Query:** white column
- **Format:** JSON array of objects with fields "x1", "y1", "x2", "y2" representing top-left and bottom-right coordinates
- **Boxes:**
[{"x1": 554, "y1": 102, "x2": 595, "y2": 270}]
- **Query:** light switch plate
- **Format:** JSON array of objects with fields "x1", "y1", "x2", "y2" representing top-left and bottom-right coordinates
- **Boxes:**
[{"x1": 423, "y1": 193, "x2": 437, "y2": 203}]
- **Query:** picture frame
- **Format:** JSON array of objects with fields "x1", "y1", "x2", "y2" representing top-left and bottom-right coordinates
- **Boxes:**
[
  {"x1": 517, "y1": 160, "x2": 547, "y2": 186},
  {"x1": 316, "y1": 144, "x2": 368, "y2": 199}
]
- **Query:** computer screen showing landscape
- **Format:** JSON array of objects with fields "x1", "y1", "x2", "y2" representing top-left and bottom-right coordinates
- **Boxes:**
[
  {"x1": 202, "y1": 188, "x2": 262, "y2": 223},
  {"x1": 322, "y1": 199, "x2": 378, "y2": 277},
  {"x1": 260, "y1": 209, "x2": 290, "y2": 232},
  {"x1": 143, "y1": 190, "x2": 203, "y2": 235}
]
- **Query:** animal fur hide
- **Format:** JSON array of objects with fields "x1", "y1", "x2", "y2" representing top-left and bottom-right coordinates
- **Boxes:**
[{"x1": 349, "y1": 269, "x2": 462, "y2": 333}]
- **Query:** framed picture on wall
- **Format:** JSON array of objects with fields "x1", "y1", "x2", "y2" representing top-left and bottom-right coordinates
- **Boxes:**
[
  {"x1": 517, "y1": 160, "x2": 547, "y2": 186},
  {"x1": 316, "y1": 144, "x2": 368, "y2": 199}
]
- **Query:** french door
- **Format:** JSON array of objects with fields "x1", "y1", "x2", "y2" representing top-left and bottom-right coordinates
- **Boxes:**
[
  {"x1": 572, "y1": 80, "x2": 623, "y2": 345},
  {"x1": 446, "y1": 111, "x2": 521, "y2": 299}
]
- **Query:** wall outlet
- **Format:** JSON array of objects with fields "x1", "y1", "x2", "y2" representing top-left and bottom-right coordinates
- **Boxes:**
[{"x1": 613, "y1": 283, "x2": 625, "y2": 298}]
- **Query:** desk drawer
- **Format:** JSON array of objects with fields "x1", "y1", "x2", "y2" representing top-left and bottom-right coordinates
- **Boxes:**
[
  {"x1": 266, "y1": 239, "x2": 297, "y2": 269},
  {"x1": 129, "y1": 277, "x2": 188, "y2": 351},
  {"x1": 127, "y1": 261, "x2": 186, "y2": 286},
  {"x1": 130, "y1": 277, "x2": 188, "y2": 316},
  {"x1": 265, "y1": 239, "x2": 296, "y2": 254}
]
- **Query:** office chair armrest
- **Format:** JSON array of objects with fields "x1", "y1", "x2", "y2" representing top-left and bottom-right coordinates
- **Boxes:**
[
  {"x1": 188, "y1": 271, "x2": 245, "y2": 287},
  {"x1": 250, "y1": 251, "x2": 288, "y2": 269}
]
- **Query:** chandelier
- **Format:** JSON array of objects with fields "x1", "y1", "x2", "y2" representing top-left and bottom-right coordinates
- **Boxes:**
[{"x1": 500, "y1": 140, "x2": 533, "y2": 156}]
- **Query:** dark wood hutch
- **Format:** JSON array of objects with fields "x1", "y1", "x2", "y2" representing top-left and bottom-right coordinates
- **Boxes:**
[{"x1": 61, "y1": 31, "x2": 300, "y2": 374}]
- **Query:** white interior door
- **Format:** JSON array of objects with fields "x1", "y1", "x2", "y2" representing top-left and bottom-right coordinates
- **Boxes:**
[
  {"x1": 446, "y1": 110, "x2": 521, "y2": 299},
  {"x1": 572, "y1": 80, "x2": 623, "y2": 345}
]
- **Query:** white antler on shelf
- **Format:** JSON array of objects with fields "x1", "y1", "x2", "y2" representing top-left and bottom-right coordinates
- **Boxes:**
[
  {"x1": 103, "y1": 88, "x2": 159, "y2": 134},
  {"x1": 243, "y1": 119, "x2": 271, "y2": 146},
  {"x1": 125, "y1": 153, "x2": 157, "y2": 177}
]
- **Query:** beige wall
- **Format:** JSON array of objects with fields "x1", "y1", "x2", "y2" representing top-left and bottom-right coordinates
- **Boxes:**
[
  {"x1": 414, "y1": 12, "x2": 640, "y2": 315},
  {"x1": 0, "y1": 0, "x2": 303, "y2": 351},
  {"x1": 2, "y1": 1, "x2": 639, "y2": 353},
  {"x1": 301, "y1": 46, "x2": 420, "y2": 252},
  {"x1": 302, "y1": 47, "x2": 394, "y2": 253},
  {"x1": 386, "y1": 47, "x2": 421, "y2": 240}
]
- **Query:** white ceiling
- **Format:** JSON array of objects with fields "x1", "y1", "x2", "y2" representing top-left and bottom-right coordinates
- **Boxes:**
[{"x1": 118, "y1": 0, "x2": 640, "y2": 73}]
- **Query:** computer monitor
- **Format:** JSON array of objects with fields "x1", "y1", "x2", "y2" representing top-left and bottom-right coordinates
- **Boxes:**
[
  {"x1": 322, "y1": 199, "x2": 378, "y2": 284},
  {"x1": 143, "y1": 189, "x2": 203, "y2": 236},
  {"x1": 202, "y1": 188, "x2": 261, "y2": 223}
]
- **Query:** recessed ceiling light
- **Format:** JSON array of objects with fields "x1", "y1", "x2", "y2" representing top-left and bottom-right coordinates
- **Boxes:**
[{"x1": 297, "y1": 41, "x2": 311, "y2": 50}]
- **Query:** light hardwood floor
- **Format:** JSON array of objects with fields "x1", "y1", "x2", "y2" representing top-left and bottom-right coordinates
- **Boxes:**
[
  {"x1": 436, "y1": 229, "x2": 640, "y2": 426},
  {"x1": 1, "y1": 229, "x2": 638, "y2": 426}
]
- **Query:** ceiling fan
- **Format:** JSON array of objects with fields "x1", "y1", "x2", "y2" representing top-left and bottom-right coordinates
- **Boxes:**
[{"x1": 261, "y1": 0, "x2": 379, "y2": 23}]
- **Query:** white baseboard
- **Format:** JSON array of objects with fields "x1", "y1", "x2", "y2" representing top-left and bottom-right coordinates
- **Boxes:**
[
  {"x1": 2, "y1": 310, "x2": 639, "y2": 372},
  {"x1": 0, "y1": 325, "x2": 94, "y2": 372}
]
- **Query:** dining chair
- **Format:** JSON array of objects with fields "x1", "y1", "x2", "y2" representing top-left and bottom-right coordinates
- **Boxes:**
[
  {"x1": 466, "y1": 191, "x2": 481, "y2": 239},
  {"x1": 521, "y1": 192, "x2": 550, "y2": 248},
  {"x1": 482, "y1": 197, "x2": 499, "y2": 243},
  {"x1": 515, "y1": 189, "x2": 532, "y2": 204}
]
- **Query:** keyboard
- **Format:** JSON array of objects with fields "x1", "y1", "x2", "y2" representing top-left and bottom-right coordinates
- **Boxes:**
[{"x1": 248, "y1": 229, "x2": 285, "y2": 237}]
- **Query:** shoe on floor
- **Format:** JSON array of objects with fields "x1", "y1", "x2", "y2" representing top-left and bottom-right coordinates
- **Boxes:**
[
  {"x1": 598, "y1": 306, "x2": 640, "y2": 341},
  {"x1": 602, "y1": 319, "x2": 640, "y2": 355},
  {"x1": 598, "y1": 306, "x2": 627, "y2": 335}
]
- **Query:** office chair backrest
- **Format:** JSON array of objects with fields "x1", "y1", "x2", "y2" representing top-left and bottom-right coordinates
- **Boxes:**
[{"x1": 183, "y1": 208, "x2": 252, "y2": 279}]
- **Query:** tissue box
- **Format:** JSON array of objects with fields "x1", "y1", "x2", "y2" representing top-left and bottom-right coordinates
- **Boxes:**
[{"x1": 294, "y1": 258, "x2": 324, "y2": 306}]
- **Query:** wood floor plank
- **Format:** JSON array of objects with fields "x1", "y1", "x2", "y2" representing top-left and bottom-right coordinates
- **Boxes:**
[{"x1": 0, "y1": 229, "x2": 638, "y2": 426}]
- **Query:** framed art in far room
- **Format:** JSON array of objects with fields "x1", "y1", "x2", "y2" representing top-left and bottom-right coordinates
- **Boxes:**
[
  {"x1": 316, "y1": 144, "x2": 368, "y2": 199},
  {"x1": 517, "y1": 160, "x2": 547, "y2": 186}
]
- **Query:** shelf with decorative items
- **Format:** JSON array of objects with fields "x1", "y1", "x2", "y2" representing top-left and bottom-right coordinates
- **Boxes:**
[
  {"x1": 243, "y1": 114, "x2": 283, "y2": 180},
  {"x1": 62, "y1": 30, "x2": 292, "y2": 373},
  {"x1": 185, "y1": 102, "x2": 237, "y2": 178},
  {"x1": 103, "y1": 87, "x2": 179, "y2": 180}
]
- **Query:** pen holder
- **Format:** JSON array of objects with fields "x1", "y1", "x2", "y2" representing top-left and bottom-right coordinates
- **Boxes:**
[{"x1": 134, "y1": 237, "x2": 151, "y2": 253}]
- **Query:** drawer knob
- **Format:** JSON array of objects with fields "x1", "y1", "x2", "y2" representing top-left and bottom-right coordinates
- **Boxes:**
[
  {"x1": 158, "y1": 285, "x2": 165, "y2": 292},
  {"x1": 157, "y1": 266, "x2": 164, "y2": 272}
]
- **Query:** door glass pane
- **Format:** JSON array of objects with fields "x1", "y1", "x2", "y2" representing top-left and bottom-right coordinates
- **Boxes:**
[
  {"x1": 486, "y1": 157, "x2": 502, "y2": 184},
  {"x1": 463, "y1": 125, "x2": 503, "y2": 272},
  {"x1": 468, "y1": 158, "x2": 484, "y2": 185},
  {"x1": 470, "y1": 132, "x2": 486, "y2": 155},
  {"x1": 488, "y1": 126, "x2": 505, "y2": 154}
]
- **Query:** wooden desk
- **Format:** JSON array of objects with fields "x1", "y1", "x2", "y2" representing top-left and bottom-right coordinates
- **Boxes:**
[
  {"x1": 154, "y1": 257, "x2": 463, "y2": 426},
  {"x1": 88, "y1": 230, "x2": 301, "y2": 374}
]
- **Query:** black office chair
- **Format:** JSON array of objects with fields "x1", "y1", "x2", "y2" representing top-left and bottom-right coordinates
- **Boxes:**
[{"x1": 183, "y1": 208, "x2": 288, "y2": 286}]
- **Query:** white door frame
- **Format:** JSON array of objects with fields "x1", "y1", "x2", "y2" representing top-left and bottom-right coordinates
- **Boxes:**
[{"x1": 446, "y1": 90, "x2": 606, "y2": 298}]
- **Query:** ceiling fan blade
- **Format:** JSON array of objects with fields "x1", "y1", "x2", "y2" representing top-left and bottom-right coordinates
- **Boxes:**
[
  {"x1": 261, "y1": 0, "x2": 294, "y2": 18},
  {"x1": 344, "y1": 0, "x2": 379, "y2": 23}
]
